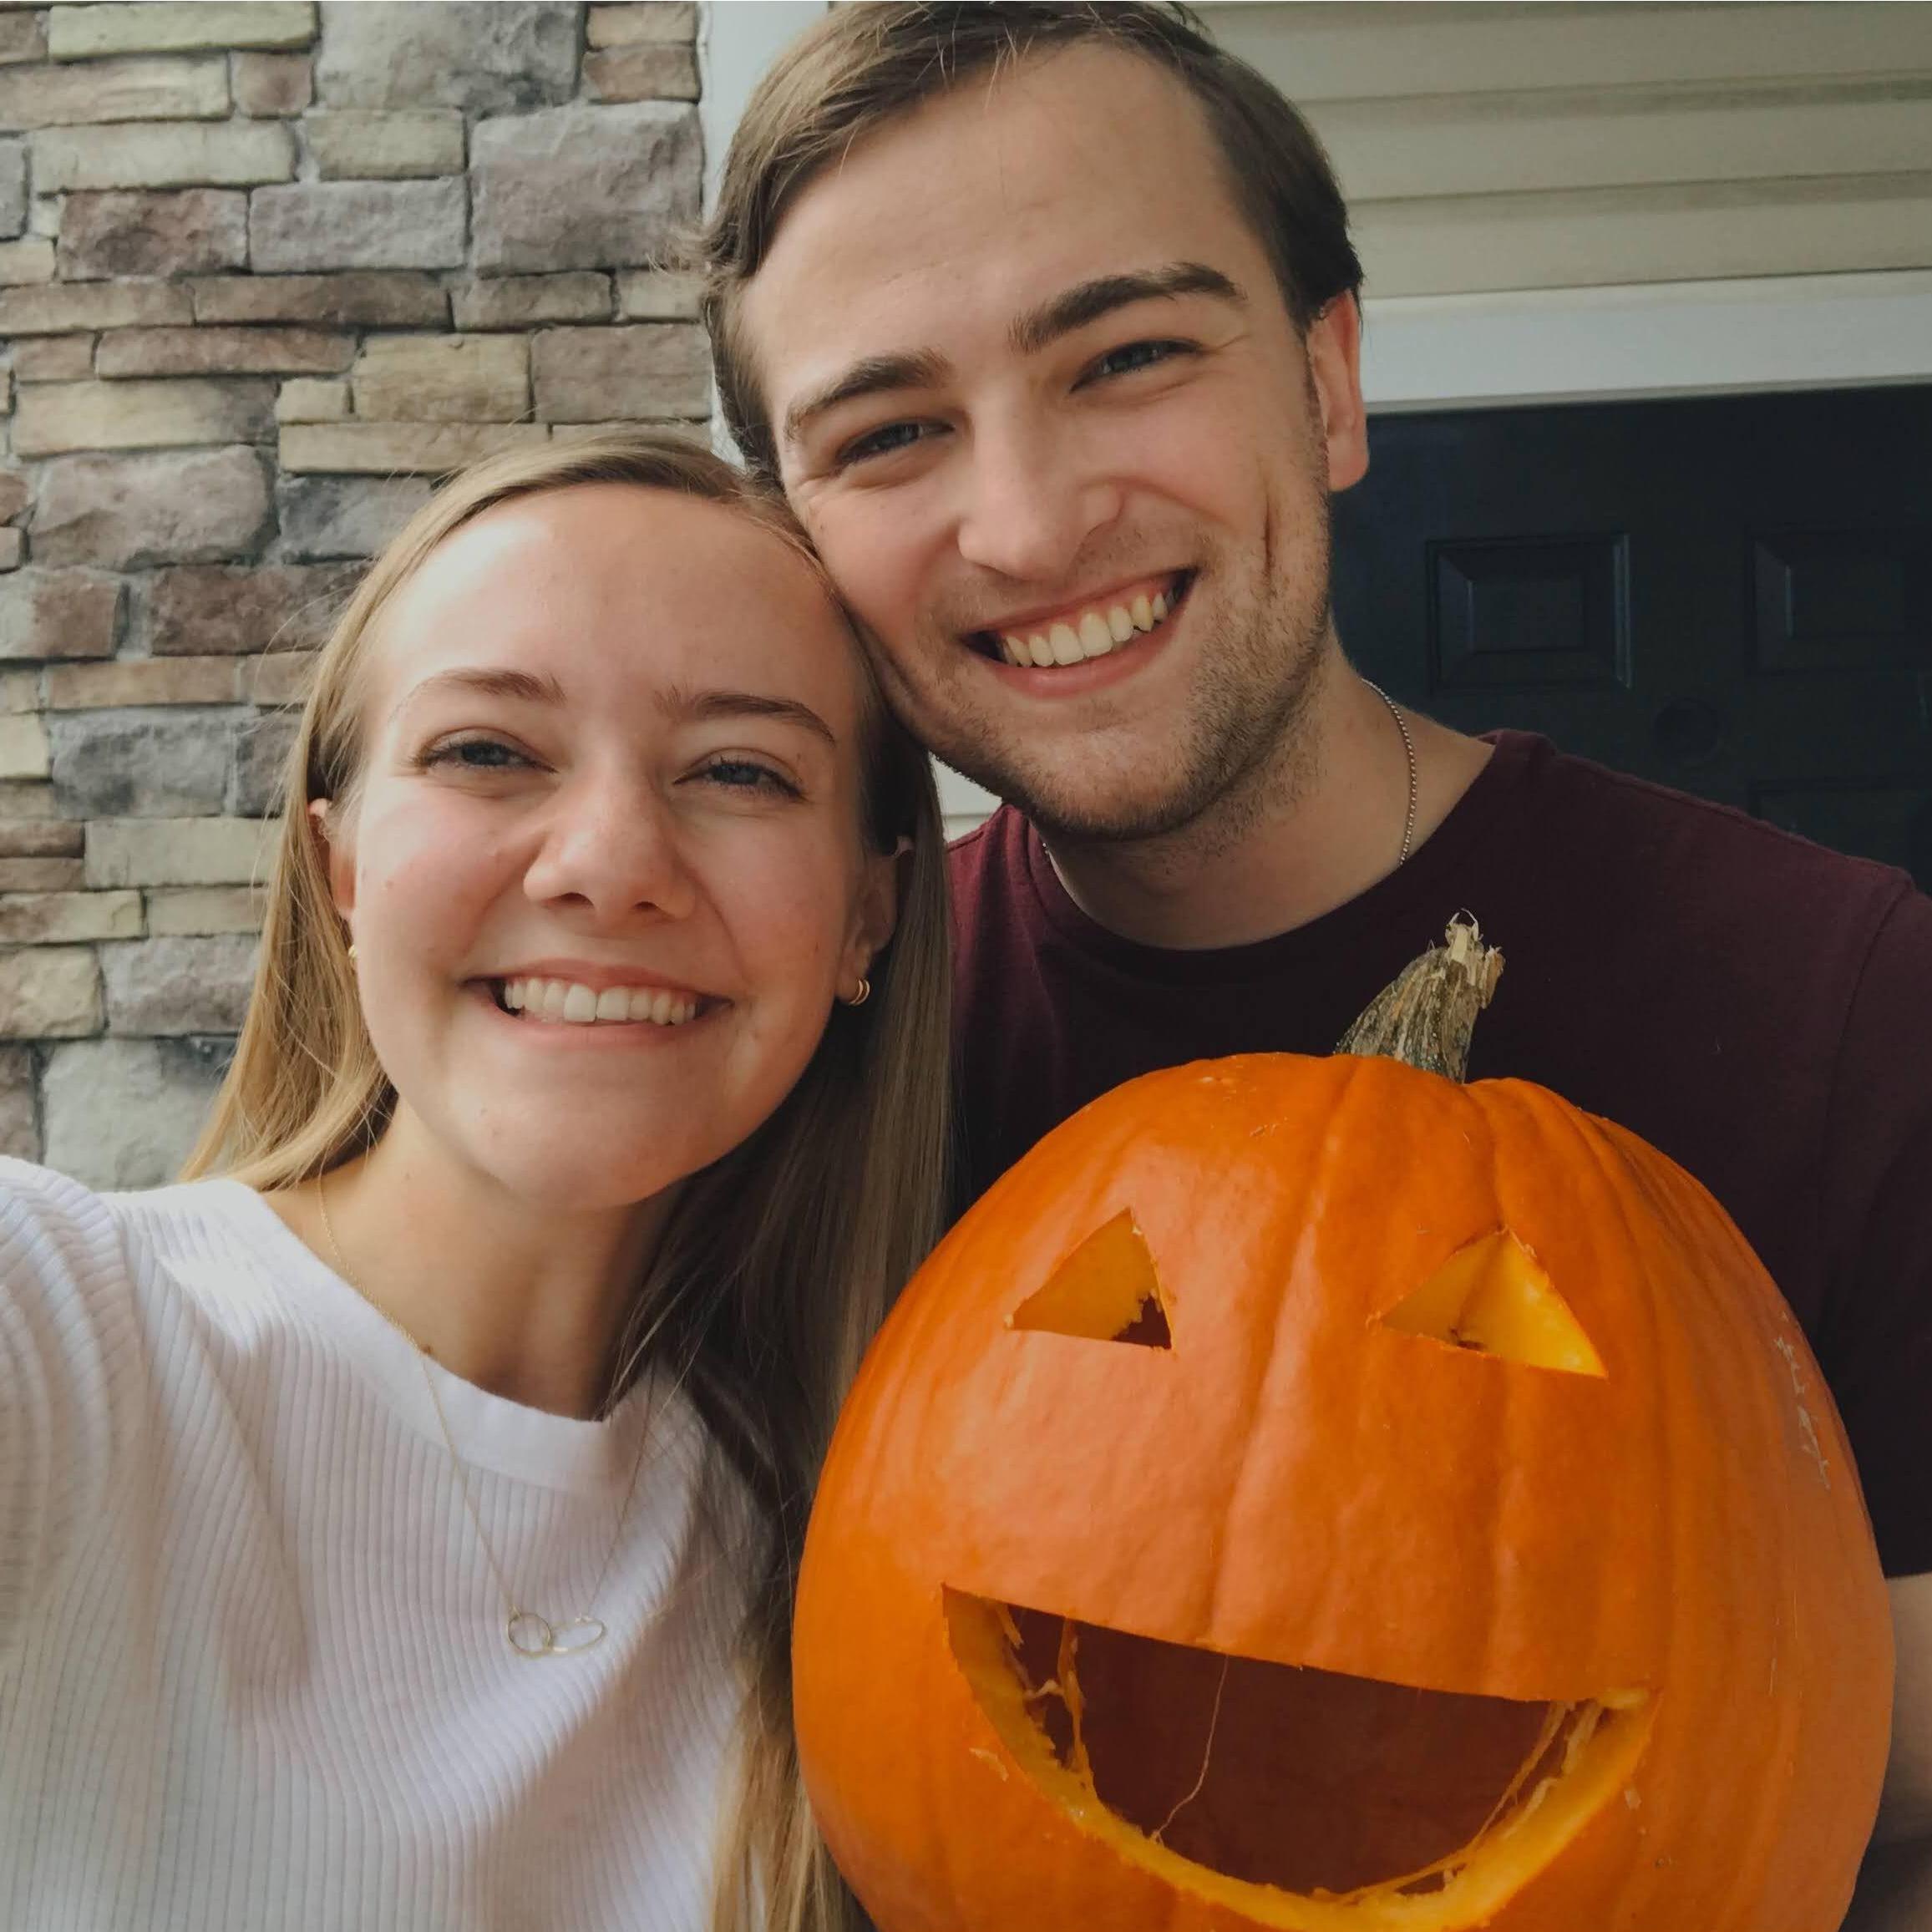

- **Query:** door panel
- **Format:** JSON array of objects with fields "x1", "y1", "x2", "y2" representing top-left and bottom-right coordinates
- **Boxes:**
[{"x1": 1332, "y1": 386, "x2": 1932, "y2": 886}]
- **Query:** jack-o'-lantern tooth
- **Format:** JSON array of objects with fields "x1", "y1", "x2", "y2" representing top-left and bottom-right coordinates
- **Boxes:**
[{"x1": 1382, "y1": 1229, "x2": 1605, "y2": 1377}]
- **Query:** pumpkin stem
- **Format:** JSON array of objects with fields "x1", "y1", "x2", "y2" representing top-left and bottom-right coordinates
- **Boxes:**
[{"x1": 1337, "y1": 914, "x2": 1504, "y2": 1083}]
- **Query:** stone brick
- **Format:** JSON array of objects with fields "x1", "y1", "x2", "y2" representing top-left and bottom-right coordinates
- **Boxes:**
[
  {"x1": 0, "y1": 138, "x2": 21, "y2": 236},
  {"x1": 102, "y1": 931, "x2": 257, "y2": 1034},
  {"x1": 280, "y1": 421, "x2": 548, "y2": 474},
  {"x1": 0, "y1": 671, "x2": 37, "y2": 712},
  {"x1": 0, "y1": 819, "x2": 80, "y2": 856},
  {"x1": 43, "y1": 1034, "x2": 231, "y2": 1188},
  {"x1": 11, "y1": 336, "x2": 92, "y2": 380},
  {"x1": 0, "y1": 572, "x2": 120, "y2": 660},
  {"x1": 237, "y1": 651, "x2": 312, "y2": 706},
  {"x1": 0, "y1": 1041, "x2": 37, "y2": 1161},
  {"x1": 276, "y1": 473, "x2": 429, "y2": 559},
  {"x1": 53, "y1": 707, "x2": 234, "y2": 819},
  {"x1": 316, "y1": 1, "x2": 579, "y2": 113},
  {"x1": 31, "y1": 119, "x2": 293, "y2": 191},
  {"x1": 351, "y1": 332, "x2": 528, "y2": 423},
  {"x1": 49, "y1": 4, "x2": 317, "y2": 59},
  {"x1": 532, "y1": 325, "x2": 707, "y2": 423},
  {"x1": 0, "y1": 54, "x2": 230, "y2": 129},
  {"x1": 0, "y1": 945, "x2": 99, "y2": 1038},
  {"x1": 307, "y1": 109, "x2": 464, "y2": 180},
  {"x1": 13, "y1": 378, "x2": 275, "y2": 456},
  {"x1": 232, "y1": 49, "x2": 311, "y2": 116},
  {"x1": 0, "y1": 14, "x2": 47, "y2": 65},
  {"x1": 249, "y1": 176, "x2": 465, "y2": 273},
  {"x1": 96, "y1": 325, "x2": 353, "y2": 378},
  {"x1": 0, "y1": 711, "x2": 47, "y2": 778},
  {"x1": 87, "y1": 814, "x2": 271, "y2": 888},
  {"x1": 587, "y1": 4, "x2": 693, "y2": 47},
  {"x1": 0, "y1": 236, "x2": 57, "y2": 282},
  {"x1": 231, "y1": 707, "x2": 296, "y2": 815},
  {"x1": 146, "y1": 885, "x2": 264, "y2": 935},
  {"x1": 190, "y1": 270, "x2": 444, "y2": 327},
  {"x1": 0, "y1": 474, "x2": 23, "y2": 525},
  {"x1": 583, "y1": 44, "x2": 696, "y2": 103},
  {"x1": 58, "y1": 187, "x2": 246, "y2": 279},
  {"x1": 0, "y1": 782, "x2": 59, "y2": 819},
  {"x1": 45, "y1": 657, "x2": 239, "y2": 707},
  {"x1": 452, "y1": 271, "x2": 611, "y2": 331},
  {"x1": 0, "y1": 530, "x2": 19, "y2": 571},
  {"x1": 33, "y1": 448, "x2": 272, "y2": 569},
  {"x1": 0, "y1": 890, "x2": 142, "y2": 943},
  {"x1": 615, "y1": 267, "x2": 698, "y2": 321},
  {"x1": 0, "y1": 857, "x2": 83, "y2": 890},
  {"x1": 27, "y1": 195, "x2": 57, "y2": 238},
  {"x1": 0, "y1": 279, "x2": 191, "y2": 333},
  {"x1": 274, "y1": 377, "x2": 347, "y2": 422},
  {"x1": 146, "y1": 560, "x2": 361, "y2": 655},
  {"x1": 471, "y1": 101, "x2": 696, "y2": 273}
]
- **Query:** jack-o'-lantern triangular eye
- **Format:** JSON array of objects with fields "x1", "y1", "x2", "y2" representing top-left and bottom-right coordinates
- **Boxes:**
[
  {"x1": 1382, "y1": 1230, "x2": 1605, "y2": 1377},
  {"x1": 1010, "y1": 1210, "x2": 1172, "y2": 1348}
]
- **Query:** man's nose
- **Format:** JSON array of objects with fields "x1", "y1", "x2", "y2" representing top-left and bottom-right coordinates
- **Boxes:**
[
  {"x1": 523, "y1": 776, "x2": 697, "y2": 925},
  {"x1": 952, "y1": 417, "x2": 1121, "y2": 584}
]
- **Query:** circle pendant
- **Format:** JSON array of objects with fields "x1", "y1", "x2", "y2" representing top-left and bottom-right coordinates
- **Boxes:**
[
  {"x1": 506, "y1": 1610, "x2": 556, "y2": 1657},
  {"x1": 550, "y1": 1616, "x2": 608, "y2": 1654}
]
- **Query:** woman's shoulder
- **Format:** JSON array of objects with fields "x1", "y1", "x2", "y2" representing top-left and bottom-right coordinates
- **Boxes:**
[{"x1": 0, "y1": 1156, "x2": 136, "y2": 1299}]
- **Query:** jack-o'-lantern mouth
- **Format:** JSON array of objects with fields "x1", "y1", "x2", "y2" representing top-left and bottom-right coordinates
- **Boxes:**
[{"x1": 946, "y1": 1591, "x2": 1653, "y2": 1929}]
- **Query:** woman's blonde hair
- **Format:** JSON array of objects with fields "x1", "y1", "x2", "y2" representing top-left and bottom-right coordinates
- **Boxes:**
[{"x1": 185, "y1": 428, "x2": 949, "y2": 1932}]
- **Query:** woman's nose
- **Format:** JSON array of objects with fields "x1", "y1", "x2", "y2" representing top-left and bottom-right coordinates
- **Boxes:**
[{"x1": 522, "y1": 778, "x2": 697, "y2": 924}]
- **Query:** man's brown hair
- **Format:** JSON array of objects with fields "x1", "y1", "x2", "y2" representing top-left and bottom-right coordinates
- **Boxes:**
[{"x1": 697, "y1": 0, "x2": 1364, "y2": 479}]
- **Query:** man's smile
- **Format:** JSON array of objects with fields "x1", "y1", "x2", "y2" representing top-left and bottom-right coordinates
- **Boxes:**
[{"x1": 965, "y1": 570, "x2": 1195, "y2": 672}]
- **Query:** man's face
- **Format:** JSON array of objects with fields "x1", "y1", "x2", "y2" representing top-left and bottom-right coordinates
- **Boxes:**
[{"x1": 739, "y1": 43, "x2": 1368, "y2": 841}]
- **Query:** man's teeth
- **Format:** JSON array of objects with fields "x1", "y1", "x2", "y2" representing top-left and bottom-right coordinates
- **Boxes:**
[
  {"x1": 1001, "y1": 587, "x2": 1170, "y2": 669},
  {"x1": 499, "y1": 977, "x2": 699, "y2": 1026}
]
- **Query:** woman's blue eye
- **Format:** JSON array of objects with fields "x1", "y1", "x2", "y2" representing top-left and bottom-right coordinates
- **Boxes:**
[
  {"x1": 426, "y1": 738, "x2": 528, "y2": 771},
  {"x1": 700, "y1": 758, "x2": 799, "y2": 798}
]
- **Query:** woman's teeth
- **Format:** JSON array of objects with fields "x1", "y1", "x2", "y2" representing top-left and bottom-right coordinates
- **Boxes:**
[
  {"x1": 1000, "y1": 586, "x2": 1171, "y2": 669},
  {"x1": 499, "y1": 978, "x2": 699, "y2": 1027}
]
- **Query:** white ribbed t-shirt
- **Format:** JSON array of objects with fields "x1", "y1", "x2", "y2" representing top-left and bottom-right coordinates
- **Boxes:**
[{"x1": 0, "y1": 1159, "x2": 753, "y2": 1931}]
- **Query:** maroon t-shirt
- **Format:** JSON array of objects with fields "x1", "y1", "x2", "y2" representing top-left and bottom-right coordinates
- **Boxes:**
[{"x1": 948, "y1": 731, "x2": 1932, "y2": 1576}]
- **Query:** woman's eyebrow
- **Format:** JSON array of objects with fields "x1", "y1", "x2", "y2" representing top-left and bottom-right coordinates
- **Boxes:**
[
  {"x1": 661, "y1": 686, "x2": 839, "y2": 747},
  {"x1": 400, "y1": 667, "x2": 567, "y2": 709}
]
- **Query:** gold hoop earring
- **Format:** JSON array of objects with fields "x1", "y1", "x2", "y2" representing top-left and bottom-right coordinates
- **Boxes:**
[
  {"x1": 346, "y1": 943, "x2": 357, "y2": 962},
  {"x1": 842, "y1": 976, "x2": 871, "y2": 1008}
]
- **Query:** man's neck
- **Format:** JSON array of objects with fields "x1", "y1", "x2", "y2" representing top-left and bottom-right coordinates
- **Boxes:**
[{"x1": 1043, "y1": 672, "x2": 1493, "y2": 952}]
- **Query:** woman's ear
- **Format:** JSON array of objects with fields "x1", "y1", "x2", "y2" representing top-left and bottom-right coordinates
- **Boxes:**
[
  {"x1": 843, "y1": 839, "x2": 905, "y2": 991},
  {"x1": 308, "y1": 796, "x2": 357, "y2": 921}
]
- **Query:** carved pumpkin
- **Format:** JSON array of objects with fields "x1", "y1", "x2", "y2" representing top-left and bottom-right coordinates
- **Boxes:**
[{"x1": 795, "y1": 923, "x2": 1891, "y2": 1932}]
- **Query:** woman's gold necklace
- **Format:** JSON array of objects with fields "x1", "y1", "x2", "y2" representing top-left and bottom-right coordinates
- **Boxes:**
[{"x1": 316, "y1": 1175, "x2": 651, "y2": 1659}]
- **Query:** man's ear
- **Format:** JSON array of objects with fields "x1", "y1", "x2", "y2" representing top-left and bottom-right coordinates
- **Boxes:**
[
  {"x1": 1307, "y1": 292, "x2": 1369, "y2": 494},
  {"x1": 308, "y1": 796, "x2": 357, "y2": 922}
]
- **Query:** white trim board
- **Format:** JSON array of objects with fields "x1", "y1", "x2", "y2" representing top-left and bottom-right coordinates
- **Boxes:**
[{"x1": 1360, "y1": 270, "x2": 1932, "y2": 413}]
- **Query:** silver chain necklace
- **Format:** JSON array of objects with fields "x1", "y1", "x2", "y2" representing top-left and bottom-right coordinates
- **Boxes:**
[
  {"x1": 1361, "y1": 677, "x2": 1418, "y2": 867},
  {"x1": 317, "y1": 1176, "x2": 651, "y2": 1659}
]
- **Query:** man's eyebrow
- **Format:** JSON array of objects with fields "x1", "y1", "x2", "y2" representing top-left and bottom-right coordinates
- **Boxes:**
[
  {"x1": 660, "y1": 685, "x2": 839, "y2": 747},
  {"x1": 783, "y1": 347, "x2": 951, "y2": 450},
  {"x1": 1010, "y1": 261, "x2": 1245, "y2": 357}
]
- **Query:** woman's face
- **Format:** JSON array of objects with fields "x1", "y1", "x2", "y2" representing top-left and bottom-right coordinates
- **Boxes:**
[{"x1": 322, "y1": 482, "x2": 898, "y2": 1212}]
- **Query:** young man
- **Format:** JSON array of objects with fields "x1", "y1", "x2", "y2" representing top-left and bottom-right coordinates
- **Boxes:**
[{"x1": 700, "y1": 5, "x2": 1931, "y2": 1917}]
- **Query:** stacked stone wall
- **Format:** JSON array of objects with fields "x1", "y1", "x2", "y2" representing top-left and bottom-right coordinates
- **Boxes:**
[{"x1": 0, "y1": 0, "x2": 705, "y2": 1185}]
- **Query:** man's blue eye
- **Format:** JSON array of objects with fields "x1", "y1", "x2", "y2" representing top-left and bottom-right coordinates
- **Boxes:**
[
  {"x1": 1090, "y1": 340, "x2": 1179, "y2": 381},
  {"x1": 842, "y1": 421, "x2": 927, "y2": 466}
]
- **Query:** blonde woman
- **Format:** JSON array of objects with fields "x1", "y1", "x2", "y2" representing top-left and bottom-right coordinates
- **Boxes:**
[{"x1": 0, "y1": 432, "x2": 946, "y2": 1932}]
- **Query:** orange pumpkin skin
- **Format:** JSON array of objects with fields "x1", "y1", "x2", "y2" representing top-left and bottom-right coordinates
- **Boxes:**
[{"x1": 794, "y1": 1055, "x2": 1892, "y2": 1932}]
